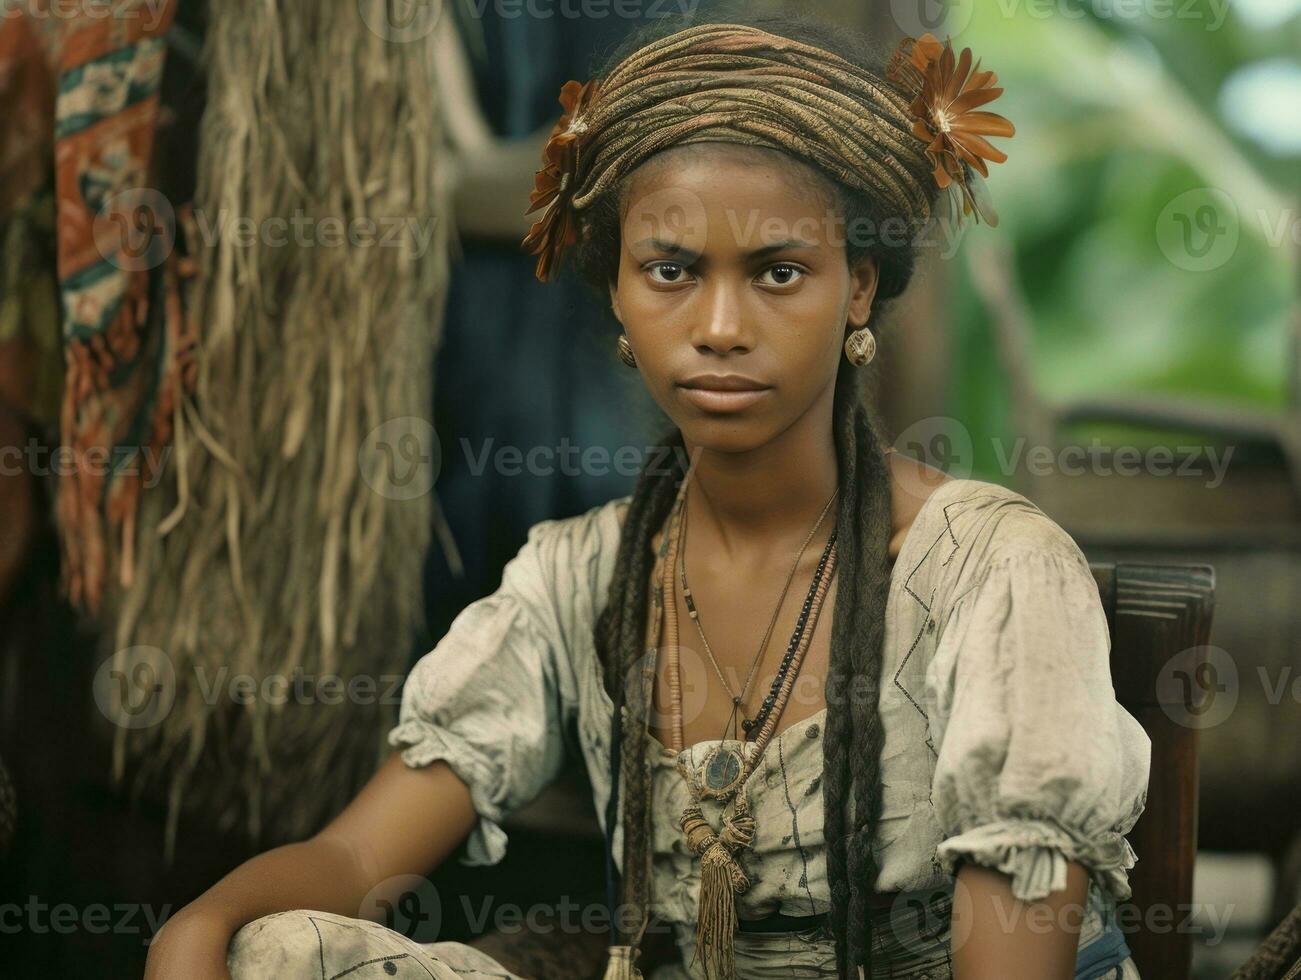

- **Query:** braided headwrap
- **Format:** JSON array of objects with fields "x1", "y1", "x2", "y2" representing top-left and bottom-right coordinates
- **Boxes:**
[{"x1": 522, "y1": 22, "x2": 1013, "y2": 283}]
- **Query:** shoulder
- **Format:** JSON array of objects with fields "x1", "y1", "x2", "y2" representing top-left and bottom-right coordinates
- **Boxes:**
[
  {"x1": 899, "y1": 476, "x2": 1093, "y2": 606},
  {"x1": 507, "y1": 496, "x2": 631, "y2": 617},
  {"x1": 520, "y1": 495, "x2": 631, "y2": 556},
  {"x1": 883, "y1": 453, "x2": 1074, "y2": 565},
  {"x1": 916, "y1": 477, "x2": 1085, "y2": 560}
]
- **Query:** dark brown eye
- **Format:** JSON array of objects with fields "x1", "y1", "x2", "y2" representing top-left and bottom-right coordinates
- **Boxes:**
[
  {"x1": 647, "y1": 262, "x2": 690, "y2": 284},
  {"x1": 760, "y1": 264, "x2": 804, "y2": 286}
]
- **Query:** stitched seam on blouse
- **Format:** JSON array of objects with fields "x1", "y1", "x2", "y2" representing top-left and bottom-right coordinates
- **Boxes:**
[
  {"x1": 306, "y1": 915, "x2": 444, "y2": 980},
  {"x1": 900, "y1": 492, "x2": 1003, "y2": 610},
  {"x1": 936, "y1": 499, "x2": 1087, "y2": 614},
  {"x1": 776, "y1": 735, "x2": 818, "y2": 914},
  {"x1": 895, "y1": 491, "x2": 1011, "y2": 761},
  {"x1": 895, "y1": 494, "x2": 993, "y2": 759},
  {"x1": 332, "y1": 954, "x2": 419, "y2": 979},
  {"x1": 924, "y1": 537, "x2": 1094, "y2": 790}
]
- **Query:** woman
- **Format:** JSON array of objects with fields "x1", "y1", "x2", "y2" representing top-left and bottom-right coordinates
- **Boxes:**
[{"x1": 144, "y1": 12, "x2": 1150, "y2": 980}]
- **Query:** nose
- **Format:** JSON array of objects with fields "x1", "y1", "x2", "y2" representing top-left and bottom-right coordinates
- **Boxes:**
[{"x1": 689, "y1": 278, "x2": 755, "y2": 355}]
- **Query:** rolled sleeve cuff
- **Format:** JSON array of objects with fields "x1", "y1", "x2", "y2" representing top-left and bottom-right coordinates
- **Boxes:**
[
  {"x1": 936, "y1": 819, "x2": 1138, "y2": 904},
  {"x1": 387, "y1": 718, "x2": 509, "y2": 867}
]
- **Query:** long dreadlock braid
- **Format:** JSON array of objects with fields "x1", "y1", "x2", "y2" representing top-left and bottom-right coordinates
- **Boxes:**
[
  {"x1": 826, "y1": 363, "x2": 896, "y2": 977},
  {"x1": 593, "y1": 425, "x2": 686, "y2": 950},
  {"x1": 561, "y1": 11, "x2": 950, "y2": 978}
]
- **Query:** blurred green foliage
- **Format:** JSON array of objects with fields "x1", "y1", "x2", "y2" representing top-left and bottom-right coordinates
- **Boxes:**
[{"x1": 940, "y1": 0, "x2": 1299, "y2": 479}]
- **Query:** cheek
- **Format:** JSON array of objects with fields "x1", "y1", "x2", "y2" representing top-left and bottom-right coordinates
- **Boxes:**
[
  {"x1": 772, "y1": 309, "x2": 845, "y2": 373},
  {"x1": 618, "y1": 288, "x2": 677, "y2": 369}
]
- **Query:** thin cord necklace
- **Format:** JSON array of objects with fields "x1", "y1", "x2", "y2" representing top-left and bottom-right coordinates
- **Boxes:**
[{"x1": 678, "y1": 484, "x2": 838, "y2": 741}]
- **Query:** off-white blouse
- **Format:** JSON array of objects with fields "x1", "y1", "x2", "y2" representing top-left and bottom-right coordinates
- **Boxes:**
[{"x1": 388, "y1": 478, "x2": 1151, "y2": 934}]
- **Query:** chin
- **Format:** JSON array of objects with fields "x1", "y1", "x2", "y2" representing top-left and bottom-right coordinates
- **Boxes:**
[{"x1": 676, "y1": 416, "x2": 776, "y2": 455}]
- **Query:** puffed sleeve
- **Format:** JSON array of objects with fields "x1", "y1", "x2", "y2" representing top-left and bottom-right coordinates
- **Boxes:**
[
  {"x1": 387, "y1": 518, "x2": 575, "y2": 867},
  {"x1": 927, "y1": 537, "x2": 1152, "y2": 904}
]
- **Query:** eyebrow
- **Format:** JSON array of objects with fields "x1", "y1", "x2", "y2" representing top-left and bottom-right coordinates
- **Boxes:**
[{"x1": 631, "y1": 237, "x2": 818, "y2": 261}]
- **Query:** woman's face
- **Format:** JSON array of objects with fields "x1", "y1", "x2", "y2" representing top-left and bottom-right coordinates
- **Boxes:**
[{"x1": 608, "y1": 143, "x2": 879, "y2": 455}]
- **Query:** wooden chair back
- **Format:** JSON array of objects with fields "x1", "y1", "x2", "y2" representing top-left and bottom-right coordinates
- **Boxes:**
[{"x1": 1091, "y1": 561, "x2": 1216, "y2": 980}]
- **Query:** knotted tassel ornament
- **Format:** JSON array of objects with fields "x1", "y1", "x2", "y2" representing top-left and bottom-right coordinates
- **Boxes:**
[
  {"x1": 679, "y1": 795, "x2": 756, "y2": 980},
  {"x1": 601, "y1": 944, "x2": 644, "y2": 979}
]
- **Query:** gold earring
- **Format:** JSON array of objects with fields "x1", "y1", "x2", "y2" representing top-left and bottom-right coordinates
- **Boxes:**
[
  {"x1": 844, "y1": 327, "x2": 876, "y2": 366},
  {"x1": 617, "y1": 334, "x2": 637, "y2": 367}
]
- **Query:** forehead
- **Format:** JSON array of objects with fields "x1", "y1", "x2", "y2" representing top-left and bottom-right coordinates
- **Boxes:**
[{"x1": 620, "y1": 143, "x2": 840, "y2": 252}]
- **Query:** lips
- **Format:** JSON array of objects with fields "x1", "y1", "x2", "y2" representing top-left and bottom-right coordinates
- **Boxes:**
[
  {"x1": 678, "y1": 374, "x2": 770, "y2": 392},
  {"x1": 676, "y1": 374, "x2": 772, "y2": 413}
]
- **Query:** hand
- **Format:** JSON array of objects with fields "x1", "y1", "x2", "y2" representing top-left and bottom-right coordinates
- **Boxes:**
[{"x1": 143, "y1": 908, "x2": 235, "y2": 980}]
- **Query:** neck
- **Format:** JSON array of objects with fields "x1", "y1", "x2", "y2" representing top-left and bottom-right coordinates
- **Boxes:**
[{"x1": 680, "y1": 392, "x2": 841, "y2": 559}]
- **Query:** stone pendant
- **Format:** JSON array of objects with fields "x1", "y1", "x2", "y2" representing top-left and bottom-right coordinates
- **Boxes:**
[{"x1": 700, "y1": 745, "x2": 744, "y2": 800}]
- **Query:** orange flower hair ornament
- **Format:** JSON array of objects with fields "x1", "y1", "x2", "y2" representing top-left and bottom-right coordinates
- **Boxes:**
[
  {"x1": 520, "y1": 27, "x2": 1015, "y2": 282},
  {"x1": 520, "y1": 78, "x2": 600, "y2": 283},
  {"x1": 886, "y1": 32, "x2": 1016, "y2": 226}
]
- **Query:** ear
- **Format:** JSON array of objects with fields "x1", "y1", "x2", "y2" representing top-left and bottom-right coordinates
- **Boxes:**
[
  {"x1": 608, "y1": 280, "x2": 623, "y2": 325},
  {"x1": 846, "y1": 256, "x2": 880, "y2": 329}
]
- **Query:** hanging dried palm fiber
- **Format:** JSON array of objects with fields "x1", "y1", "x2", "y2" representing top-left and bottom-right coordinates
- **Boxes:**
[{"x1": 99, "y1": 0, "x2": 449, "y2": 856}]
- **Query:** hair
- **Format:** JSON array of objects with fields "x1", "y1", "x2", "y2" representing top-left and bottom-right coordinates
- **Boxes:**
[{"x1": 575, "y1": 10, "x2": 941, "y2": 979}]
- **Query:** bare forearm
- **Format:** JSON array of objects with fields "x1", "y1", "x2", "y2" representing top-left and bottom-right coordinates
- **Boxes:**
[
  {"x1": 146, "y1": 754, "x2": 477, "y2": 978},
  {"x1": 181, "y1": 835, "x2": 369, "y2": 933},
  {"x1": 177, "y1": 755, "x2": 477, "y2": 934},
  {"x1": 145, "y1": 836, "x2": 370, "y2": 980}
]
